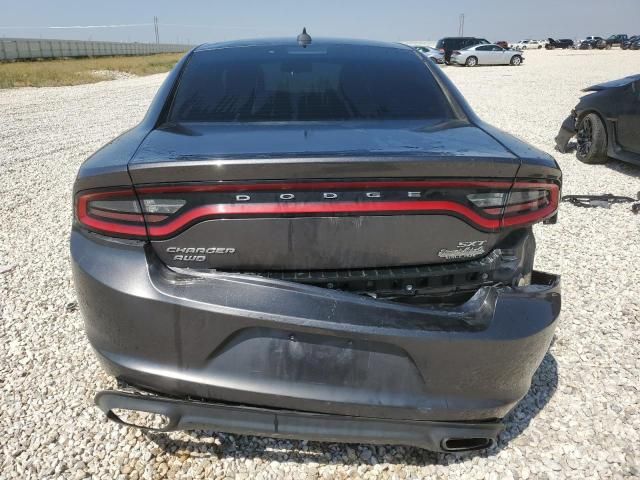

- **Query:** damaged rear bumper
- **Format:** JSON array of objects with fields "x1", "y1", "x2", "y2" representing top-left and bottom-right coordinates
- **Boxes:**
[{"x1": 72, "y1": 229, "x2": 561, "y2": 449}]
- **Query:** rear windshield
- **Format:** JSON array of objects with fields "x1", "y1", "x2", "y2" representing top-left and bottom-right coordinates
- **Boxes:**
[{"x1": 169, "y1": 45, "x2": 454, "y2": 123}]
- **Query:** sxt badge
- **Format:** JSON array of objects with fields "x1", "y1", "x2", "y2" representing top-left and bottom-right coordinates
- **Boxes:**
[{"x1": 438, "y1": 240, "x2": 487, "y2": 260}]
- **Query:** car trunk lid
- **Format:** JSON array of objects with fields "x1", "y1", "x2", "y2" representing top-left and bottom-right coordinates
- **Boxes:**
[{"x1": 129, "y1": 121, "x2": 522, "y2": 271}]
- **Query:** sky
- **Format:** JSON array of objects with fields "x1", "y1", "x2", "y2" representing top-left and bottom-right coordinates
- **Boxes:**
[{"x1": 1, "y1": 0, "x2": 638, "y2": 45}]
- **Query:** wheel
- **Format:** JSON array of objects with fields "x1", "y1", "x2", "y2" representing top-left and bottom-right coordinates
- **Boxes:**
[
  {"x1": 538, "y1": 45, "x2": 542, "y2": 49},
  {"x1": 576, "y1": 113, "x2": 608, "y2": 164},
  {"x1": 510, "y1": 55, "x2": 522, "y2": 66},
  {"x1": 606, "y1": 44, "x2": 612, "y2": 50},
  {"x1": 465, "y1": 56, "x2": 478, "y2": 67}
]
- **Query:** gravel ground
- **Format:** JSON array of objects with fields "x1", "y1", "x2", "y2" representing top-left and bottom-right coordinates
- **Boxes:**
[
  {"x1": 91, "y1": 70, "x2": 137, "y2": 81},
  {"x1": 1, "y1": 49, "x2": 639, "y2": 479}
]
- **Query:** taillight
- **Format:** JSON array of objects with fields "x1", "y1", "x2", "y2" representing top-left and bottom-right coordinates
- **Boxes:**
[
  {"x1": 74, "y1": 189, "x2": 186, "y2": 239},
  {"x1": 75, "y1": 181, "x2": 559, "y2": 240},
  {"x1": 467, "y1": 182, "x2": 559, "y2": 227},
  {"x1": 75, "y1": 188, "x2": 146, "y2": 238},
  {"x1": 501, "y1": 183, "x2": 559, "y2": 227}
]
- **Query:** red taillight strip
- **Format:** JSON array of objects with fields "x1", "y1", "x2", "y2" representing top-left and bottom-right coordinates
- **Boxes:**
[
  {"x1": 88, "y1": 208, "x2": 146, "y2": 223},
  {"x1": 146, "y1": 201, "x2": 502, "y2": 237},
  {"x1": 139, "y1": 180, "x2": 558, "y2": 238},
  {"x1": 77, "y1": 212, "x2": 147, "y2": 237},
  {"x1": 75, "y1": 180, "x2": 560, "y2": 240}
]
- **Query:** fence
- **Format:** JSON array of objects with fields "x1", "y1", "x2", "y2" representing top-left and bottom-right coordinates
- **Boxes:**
[{"x1": 0, "y1": 38, "x2": 191, "y2": 61}]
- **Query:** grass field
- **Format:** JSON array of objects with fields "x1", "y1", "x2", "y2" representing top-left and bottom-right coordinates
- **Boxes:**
[{"x1": 0, "y1": 53, "x2": 184, "y2": 88}]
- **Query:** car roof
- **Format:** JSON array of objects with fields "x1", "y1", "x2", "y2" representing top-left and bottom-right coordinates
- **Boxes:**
[{"x1": 195, "y1": 37, "x2": 411, "y2": 52}]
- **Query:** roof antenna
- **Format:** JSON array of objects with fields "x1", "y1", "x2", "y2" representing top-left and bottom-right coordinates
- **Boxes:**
[{"x1": 297, "y1": 27, "x2": 312, "y2": 47}]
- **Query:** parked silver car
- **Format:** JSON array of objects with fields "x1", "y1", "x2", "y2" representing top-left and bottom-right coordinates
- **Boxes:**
[
  {"x1": 513, "y1": 39, "x2": 544, "y2": 50},
  {"x1": 451, "y1": 44, "x2": 524, "y2": 67},
  {"x1": 413, "y1": 45, "x2": 445, "y2": 64}
]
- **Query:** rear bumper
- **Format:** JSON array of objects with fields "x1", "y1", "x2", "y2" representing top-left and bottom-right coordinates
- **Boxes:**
[
  {"x1": 97, "y1": 390, "x2": 501, "y2": 452},
  {"x1": 555, "y1": 114, "x2": 577, "y2": 153},
  {"x1": 72, "y1": 229, "x2": 561, "y2": 445}
]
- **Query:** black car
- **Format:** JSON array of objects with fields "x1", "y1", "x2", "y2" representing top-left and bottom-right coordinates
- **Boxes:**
[
  {"x1": 579, "y1": 36, "x2": 607, "y2": 50},
  {"x1": 606, "y1": 34, "x2": 628, "y2": 47},
  {"x1": 72, "y1": 34, "x2": 562, "y2": 453},
  {"x1": 621, "y1": 35, "x2": 639, "y2": 49},
  {"x1": 556, "y1": 75, "x2": 640, "y2": 165},
  {"x1": 545, "y1": 38, "x2": 574, "y2": 49},
  {"x1": 435, "y1": 36, "x2": 490, "y2": 63}
]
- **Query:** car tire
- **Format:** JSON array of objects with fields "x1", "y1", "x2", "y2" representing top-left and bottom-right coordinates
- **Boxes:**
[
  {"x1": 465, "y1": 56, "x2": 478, "y2": 67},
  {"x1": 510, "y1": 55, "x2": 522, "y2": 66},
  {"x1": 606, "y1": 44, "x2": 612, "y2": 50},
  {"x1": 576, "y1": 113, "x2": 608, "y2": 164}
]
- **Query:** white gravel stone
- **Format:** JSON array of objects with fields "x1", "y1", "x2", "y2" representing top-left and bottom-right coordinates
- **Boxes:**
[{"x1": 1, "y1": 49, "x2": 639, "y2": 479}]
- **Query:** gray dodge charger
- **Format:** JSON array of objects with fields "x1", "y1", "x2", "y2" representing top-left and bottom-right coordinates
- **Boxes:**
[{"x1": 71, "y1": 34, "x2": 562, "y2": 453}]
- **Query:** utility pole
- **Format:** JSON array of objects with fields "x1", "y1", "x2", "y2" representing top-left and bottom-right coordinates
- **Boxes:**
[
  {"x1": 458, "y1": 13, "x2": 465, "y2": 36},
  {"x1": 153, "y1": 16, "x2": 160, "y2": 44}
]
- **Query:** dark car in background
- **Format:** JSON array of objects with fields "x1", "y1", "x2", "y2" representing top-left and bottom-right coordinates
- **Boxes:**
[
  {"x1": 436, "y1": 36, "x2": 490, "y2": 63},
  {"x1": 72, "y1": 35, "x2": 562, "y2": 453},
  {"x1": 579, "y1": 36, "x2": 607, "y2": 49},
  {"x1": 545, "y1": 38, "x2": 574, "y2": 49},
  {"x1": 556, "y1": 74, "x2": 640, "y2": 165},
  {"x1": 606, "y1": 34, "x2": 628, "y2": 48},
  {"x1": 621, "y1": 35, "x2": 639, "y2": 49}
]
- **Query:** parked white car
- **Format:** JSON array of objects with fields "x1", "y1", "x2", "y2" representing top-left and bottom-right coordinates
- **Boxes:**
[
  {"x1": 413, "y1": 45, "x2": 445, "y2": 64},
  {"x1": 451, "y1": 44, "x2": 524, "y2": 67},
  {"x1": 513, "y1": 39, "x2": 544, "y2": 50}
]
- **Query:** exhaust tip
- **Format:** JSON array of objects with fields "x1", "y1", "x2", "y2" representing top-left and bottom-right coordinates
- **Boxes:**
[{"x1": 441, "y1": 437, "x2": 493, "y2": 452}]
